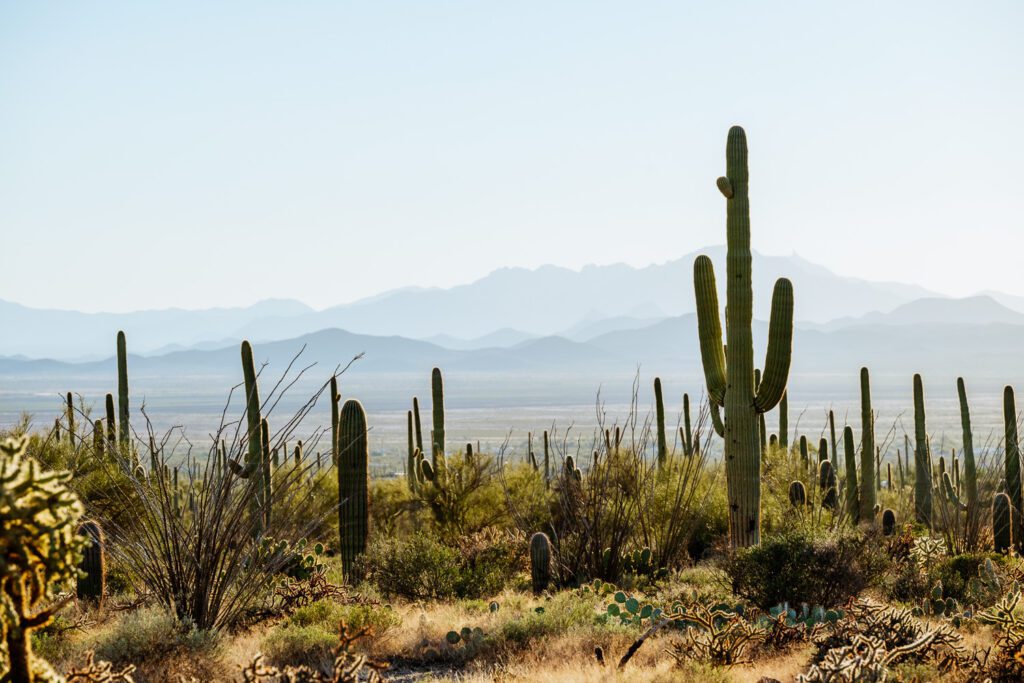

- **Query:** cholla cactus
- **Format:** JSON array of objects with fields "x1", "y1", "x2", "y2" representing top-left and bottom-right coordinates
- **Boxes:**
[{"x1": 0, "y1": 436, "x2": 87, "y2": 682}]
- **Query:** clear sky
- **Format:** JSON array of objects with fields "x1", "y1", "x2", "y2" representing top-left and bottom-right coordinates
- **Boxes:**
[{"x1": 1, "y1": 1, "x2": 1021, "y2": 312}]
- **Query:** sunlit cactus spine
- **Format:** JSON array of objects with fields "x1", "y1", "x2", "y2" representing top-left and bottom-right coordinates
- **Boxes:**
[
  {"x1": 432, "y1": 367, "x2": 447, "y2": 476},
  {"x1": 116, "y1": 330, "x2": 130, "y2": 451},
  {"x1": 338, "y1": 399, "x2": 369, "y2": 581},
  {"x1": 1004, "y1": 386, "x2": 1023, "y2": 549},
  {"x1": 844, "y1": 426, "x2": 859, "y2": 524},
  {"x1": 654, "y1": 377, "x2": 668, "y2": 467},
  {"x1": 76, "y1": 520, "x2": 106, "y2": 607},
  {"x1": 820, "y1": 460, "x2": 838, "y2": 510},
  {"x1": 993, "y1": 492, "x2": 1014, "y2": 553},
  {"x1": 859, "y1": 368, "x2": 876, "y2": 520},
  {"x1": 882, "y1": 509, "x2": 897, "y2": 536},
  {"x1": 788, "y1": 480, "x2": 806, "y2": 507},
  {"x1": 530, "y1": 532, "x2": 552, "y2": 594},
  {"x1": 913, "y1": 374, "x2": 932, "y2": 528},
  {"x1": 0, "y1": 436, "x2": 87, "y2": 682},
  {"x1": 694, "y1": 127, "x2": 794, "y2": 547}
]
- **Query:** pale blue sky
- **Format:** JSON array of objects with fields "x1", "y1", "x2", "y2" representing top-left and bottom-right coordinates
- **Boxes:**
[{"x1": 1, "y1": 1, "x2": 1021, "y2": 312}]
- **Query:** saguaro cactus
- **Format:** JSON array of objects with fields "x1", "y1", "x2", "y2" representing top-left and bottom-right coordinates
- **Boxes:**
[
  {"x1": 820, "y1": 460, "x2": 838, "y2": 510},
  {"x1": 65, "y1": 392, "x2": 75, "y2": 446},
  {"x1": 412, "y1": 396, "x2": 424, "y2": 453},
  {"x1": 789, "y1": 480, "x2": 806, "y2": 507},
  {"x1": 431, "y1": 367, "x2": 446, "y2": 474},
  {"x1": 230, "y1": 341, "x2": 271, "y2": 535},
  {"x1": 913, "y1": 374, "x2": 933, "y2": 528},
  {"x1": 844, "y1": 426, "x2": 859, "y2": 524},
  {"x1": 882, "y1": 509, "x2": 897, "y2": 536},
  {"x1": 1004, "y1": 386, "x2": 1023, "y2": 550},
  {"x1": 116, "y1": 330, "x2": 130, "y2": 450},
  {"x1": 338, "y1": 399, "x2": 369, "y2": 581},
  {"x1": 682, "y1": 393, "x2": 696, "y2": 456},
  {"x1": 530, "y1": 531, "x2": 552, "y2": 594},
  {"x1": 406, "y1": 410, "x2": 417, "y2": 492},
  {"x1": 779, "y1": 390, "x2": 789, "y2": 450},
  {"x1": 693, "y1": 126, "x2": 794, "y2": 547},
  {"x1": 104, "y1": 393, "x2": 116, "y2": 455},
  {"x1": 76, "y1": 520, "x2": 106, "y2": 607},
  {"x1": 859, "y1": 368, "x2": 876, "y2": 520},
  {"x1": 994, "y1": 492, "x2": 1014, "y2": 553},
  {"x1": 654, "y1": 377, "x2": 668, "y2": 466}
]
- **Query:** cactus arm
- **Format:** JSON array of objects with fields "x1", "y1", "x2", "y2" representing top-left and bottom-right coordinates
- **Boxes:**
[
  {"x1": 942, "y1": 472, "x2": 967, "y2": 512},
  {"x1": 709, "y1": 399, "x2": 725, "y2": 438},
  {"x1": 753, "y1": 278, "x2": 794, "y2": 413},
  {"x1": 693, "y1": 256, "x2": 727, "y2": 407},
  {"x1": 778, "y1": 391, "x2": 789, "y2": 450}
]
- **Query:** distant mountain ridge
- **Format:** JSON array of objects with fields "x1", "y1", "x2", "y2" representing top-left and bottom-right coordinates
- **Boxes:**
[{"x1": 0, "y1": 249, "x2": 949, "y2": 359}]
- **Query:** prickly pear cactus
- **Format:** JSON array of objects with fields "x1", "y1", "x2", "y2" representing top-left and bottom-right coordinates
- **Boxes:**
[{"x1": 0, "y1": 436, "x2": 87, "y2": 682}]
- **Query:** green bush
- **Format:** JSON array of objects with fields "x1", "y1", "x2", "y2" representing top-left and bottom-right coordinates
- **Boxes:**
[
  {"x1": 86, "y1": 606, "x2": 220, "y2": 665},
  {"x1": 263, "y1": 600, "x2": 399, "y2": 667},
  {"x1": 723, "y1": 527, "x2": 888, "y2": 609},
  {"x1": 930, "y1": 553, "x2": 1005, "y2": 604}
]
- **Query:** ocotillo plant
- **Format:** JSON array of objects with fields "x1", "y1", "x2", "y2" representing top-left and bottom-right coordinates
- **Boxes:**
[
  {"x1": 338, "y1": 399, "x2": 369, "y2": 581},
  {"x1": 76, "y1": 520, "x2": 106, "y2": 607},
  {"x1": 1004, "y1": 386, "x2": 1023, "y2": 549},
  {"x1": 116, "y1": 330, "x2": 130, "y2": 450},
  {"x1": 844, "y1": 426, "x2": 859, "y2": 524},
  {"x1": 530, "y1": 531, "x2": 552, "y2": 594},
  {"x1": 859, "y1": 368, "x2": 876, "y2": 520},
  {"x1": 693, "y1": 126, "x2": 793, "y2": 547},
  {"x1": 913, "y1": 374, "x2": 933, "y2": 528},
  {"x1": 993, "y1": 492, "x2": 1013, "y2": 553},
  {"x1": 654, "y1": 377, "x2": 668, "y2": 467},
  {"x1": 432, "y1": 367, "x2": 446, "y2": 475}
]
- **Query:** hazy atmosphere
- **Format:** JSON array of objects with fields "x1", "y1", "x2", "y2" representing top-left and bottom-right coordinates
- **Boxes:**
[{"x1": 3, "y1": 3, "x2": 1024, "y2": 683}]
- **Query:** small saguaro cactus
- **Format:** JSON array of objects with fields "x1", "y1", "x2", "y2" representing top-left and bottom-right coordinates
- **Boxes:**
[
  {"x1": 913, "y1": 374, "x2": 932, "y2": 528},
  {"x1": 882, "y1": 508, "x2": 897, "y2": 536},
  {"x1": 530, "y1": 531, "x2": 552, "y2": 594},
  {"x1": 0, "y1": 436, "x2": 87, "y2": 682},
  {"x1": 693, "y1": 128, "x2": 794, "y2": 548},
  {"x1": 654, "y1": 377, "x2": 668, "y2": 467},
  {"x1": 431, "y1": 367, "x2": 447, "y2": 475},
  {"x1": 788, "y1": 480, "x2": 807, "y2": 508},
  {"x1": 65, "y1": 391, "x2": 75, "y2": 446},
  {"x1": 993, "y1": 492, "x2": 1014, "y2": 553},
  {"x1": 859, "y1": 368, "x2": 876, "y2": 520},
  {"x1": 799, "y1": 435, "x2": 809, "y2": 467},
  {"x1": 820, "y1": 460, "x2": 838, "y2": 510},
  {"x1": 682, "y1": 393, "x2": 696, "y2": 457},
  {"x1": 543, "y1": 430, "x2": 551, "y2": 486},
  {"x1": 330, "y1": 376, "x2": 341, "y2": 465},
  {"x1": 828, "y1": 409, "x2": 838, "y2": 462},
  {"x1": 105, "y1": 393, "x2": 116, "y2": 455},
  {"x1": 116, "y1": 330, "x2": 130, "y2": 450},
  {"x1": 1004, "y1": 386, "x2": 1023, "y2": 550},
  {"x1": 818, "y1": 437, "x2": 829, "y2": 464},
  {"x1": 844, "y1": 426, "x2": 859, "y2": 524},
  {"x1": 76, "y1": 520, "x2": 106, "y2": 607},
  {"x1": 412, "y1": 396, "x2": 424, "y2": 453},
  {"x1": 338, "y1": 399, "x2": 370, "y2": 581}
]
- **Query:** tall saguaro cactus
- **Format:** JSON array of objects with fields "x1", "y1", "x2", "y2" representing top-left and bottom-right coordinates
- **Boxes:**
[
  {"x1": 116, "y1": 331, "x2": 130, "y2": 450},
  {"x1": 844, "y1": 426, "x2": 859, "y2": 524},
  {"x1": 859, "y1": 368, "x2": 876, "y2": 520},
  {"x1": 431, "y1": 367, "x2": 446, "y2": 475},
  {"x1": 693, "y1": 126, "x2": 794, "y2": 547},
  {"x1": 913, "y1": 374, "x2": 932, "y2": 528},
  {"x1": 956, "y1": 378, "x2": 979, "y2": 529},
  {"x1": 338, "y1": 399, "x2": 369, "y2": 581},
  {"x1": 654, "y1": 377, "x2": 668, "y2": 466},
  {"x1": 1004, "y1": 386, "x2": 1023, "y2": 550},
  {"x1": 232, "y1": 341, "x2": 271, "y2": 535}
]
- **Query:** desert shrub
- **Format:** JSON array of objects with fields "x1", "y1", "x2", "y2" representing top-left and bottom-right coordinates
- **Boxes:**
[
  {"x1": 363, "y1": 529, "x2": 521, "y2": 600},
  {"x1": 497, "y1": 463, "x2": 551, "y2": 534},
  {"x1": 369, "y1": 478, "x2": 415, "y2": 536},
  {"x1": 86, "y1": 605, "x2": 220, "y2": 665},
  {"x1": 362, "y1": 534, "x2": 460, "y2": 600},
  {"x1": 929, "y1": 552, "x2": 1004, "y2": 604},
  {"x1": 497, "y1": 591, "x2": 608, "y2": 648},
  {"x1": 724, "y1": 527, "x2": 888, "y2": 609},
  {"x1": 263, "y1": 600, "x2": 398, "y2": 667}
]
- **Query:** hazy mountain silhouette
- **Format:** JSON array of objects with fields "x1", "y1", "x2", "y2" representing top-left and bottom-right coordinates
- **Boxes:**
[{"x1": 0, "y1": 249, "x2": 942, "y2": 360}]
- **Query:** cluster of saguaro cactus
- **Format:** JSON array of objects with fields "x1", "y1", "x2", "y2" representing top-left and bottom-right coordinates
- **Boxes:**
[
  {"x1": 0, "y1": 436, "x2": 87, "y2": 682},
  {"x1": 530, "y1": 532, "x2": 552, "y2": 594},
  {"x1": 693, "y1": 126, "x2": 794, "y2": 547},
  {"x1": 338, "y1": 399, "x2": 369, "y2": 581}
]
